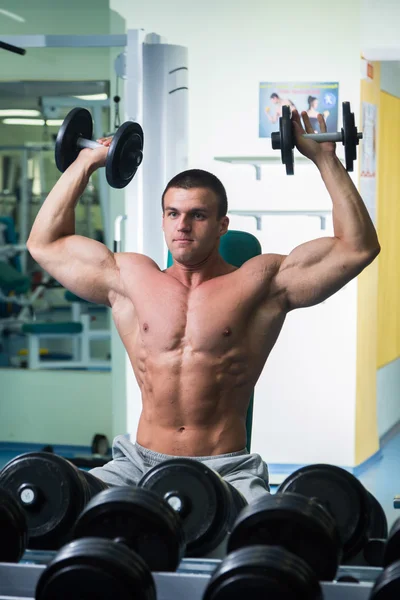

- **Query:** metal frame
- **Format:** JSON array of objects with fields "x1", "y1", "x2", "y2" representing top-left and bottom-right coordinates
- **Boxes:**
[
  {"x1": 0, "y1": 35, "x2": 128, "y2": 48},
  {"x1": 0, "y1": 560, "x2": 380, "y2": 600},
  {"x1": 229, "y1": 209, "x2": 332, "y2": 231}
]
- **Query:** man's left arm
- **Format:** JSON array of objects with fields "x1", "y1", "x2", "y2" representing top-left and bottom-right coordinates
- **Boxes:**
[{"x1": 271, "y1": 110, "x2": 380, "y2": 311}]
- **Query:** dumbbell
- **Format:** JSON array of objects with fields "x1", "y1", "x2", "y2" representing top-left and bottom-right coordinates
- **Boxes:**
[
  {"x1": 203, "y1": 491, "x2": 342, "y2": 600},
  {"x1": 35, "y1": 486, "x2": 186, "y2": 600},
  {"x1": 277, "y1": 463, "x2": 381, "y2": 564},
  {"x1": 370, "y1": 517, "x2": 400, "y2": 598},
  {"x1": 0, "y1": 486, "x2": 28, "y2": 563},
  {"x1": 137, "y1": 457, "x2": 248, "y2": 558},
  {"x1": 0, "y1": 452, "x2": 108, "y2": 550},
  {"x1": 55, "y1": 107, "x2": 144, "y2": 189},
  {"x1": 272, "y1": 101, "x2": 362, "y2": 175}
]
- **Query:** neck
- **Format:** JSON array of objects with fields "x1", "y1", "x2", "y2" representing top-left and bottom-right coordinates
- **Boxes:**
[{"x1": 169, "y1": 248, "x2": 233, "y2": 288}]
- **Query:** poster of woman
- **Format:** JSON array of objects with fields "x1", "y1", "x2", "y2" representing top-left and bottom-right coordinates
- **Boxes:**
[{"x1": 259, "y1": 82, "x2": 339, "y2": 138}]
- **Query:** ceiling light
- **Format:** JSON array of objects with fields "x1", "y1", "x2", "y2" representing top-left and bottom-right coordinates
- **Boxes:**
[
  {"x1": 0, "y1": 109, "x2": 41, "y2": 117},
  {"x1": 2, "y1": 118, "x2": 64, "y2": 126},
  {"x1": 73, "y1": 93, "x2": 108, "y2": 101}
]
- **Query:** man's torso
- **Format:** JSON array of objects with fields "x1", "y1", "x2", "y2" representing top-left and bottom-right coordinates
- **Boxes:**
[{"x1": 110, "y1": 255, "x2": 287, "y2": 455}]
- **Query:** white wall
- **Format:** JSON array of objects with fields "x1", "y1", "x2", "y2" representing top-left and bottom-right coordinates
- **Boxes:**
[
  {"x1": 361, "y1": 0, "x2": 400, "y2": 59},
  {"x1": 111, "y1": 0, "x2": 362, "y2": 466}
]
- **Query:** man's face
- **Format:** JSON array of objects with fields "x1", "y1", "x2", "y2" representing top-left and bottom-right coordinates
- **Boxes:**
[{"x1": 162, "y1": 187, "x2": 229, "y2": 265}]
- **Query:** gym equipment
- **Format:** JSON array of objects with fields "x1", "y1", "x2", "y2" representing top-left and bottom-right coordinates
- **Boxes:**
[
  {"x1": 203, "y1": 545, "x2": 321, "y2": 600},
  {"x1": 91, "y1": 433, "x2": 109, "y2": 456},
  {"x1": 138, "y1": 458, "x2": 247, "y2": 557},
  {"x1": 271, "y1": 101, "x2": 362, "y2": 175},
  {"x1": 277, "y1": 463, "x2": 371, "y2": 562},
  {"x1": 80, "y1": 470, "x2": 109, "y2": 498},
  {"x1": 72, "y1": 486, "x2": 186, "y2": 572},
  {"x1": 382, "y1": 517, "x2": 400, "y2": 569},
  {"x1": 55, "y1": 107, "x2": 144, "y2": 189},
  {"x1": 370, "y1": 518, "x2": 400, "y2": 598},
  {"x1": 35, "y1": 538, "x2": 156, "y2": 600},
  {"x1": 0, "y1": 487, "x2": 27, "y2": 562},
  {"x1": 227, "y1": 492, "x2": 342, "y2": 581},
  {"x1": 0, "y1": 452, "x2": 99, "y2": 549},
  {"x1": 356, "y1": 491, "x2": 388, "y2": 567}
]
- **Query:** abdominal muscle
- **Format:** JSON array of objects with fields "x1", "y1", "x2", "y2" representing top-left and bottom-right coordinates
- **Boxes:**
[{"x1": 132, "y1": 348, "x2": 253, "y2": 456}]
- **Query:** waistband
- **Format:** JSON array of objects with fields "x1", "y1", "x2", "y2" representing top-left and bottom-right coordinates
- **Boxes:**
[{"x1": 134, "y1": 441, "x2": 248, "y2": 466}]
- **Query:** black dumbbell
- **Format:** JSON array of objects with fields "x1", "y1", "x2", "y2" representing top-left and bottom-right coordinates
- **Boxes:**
[
  {"x1": 277, "y1": 463, "x2": 373, "y2": 563},
  {"x1": 55, "y1": 107, "x2": 144, "y2": 189},
  {"x1": 138, "y1": 458, "x2": 248, "y2": 557},
  {"x1": 344, "y1": 490, "x2": 388, "y2": 568},
  {"x1": 0, "y1": 452, "x2": 108, "y2": 550},
  {"x1": 227, "y1": 492, "x2": 342, "y2": 582},
  {"x1": 35, "y1": 537, "x2": 157, "y2": 600},
  {"x1": 203, "y1": 545, "x2": 322, "y2": 600},
  {"x1": 370, "y1": 517, "x2": 400, "y2": 598},
  {"x1": 0, "y1": 486, "x2": 28, "y2": 563},
  {"x1": 271, "y1": 101, "x2": 362, "y2": 175},
  {"x1": 35, "y1": 486, "x2": 186, "y2": 600},
  {"x1": 203, "y1": 492, "x2": 342, "y2": 600}
]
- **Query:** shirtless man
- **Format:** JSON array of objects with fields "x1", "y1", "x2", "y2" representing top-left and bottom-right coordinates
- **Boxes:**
[{"x1": 27, "y1": 110, "x2": 380, "y2": 503}]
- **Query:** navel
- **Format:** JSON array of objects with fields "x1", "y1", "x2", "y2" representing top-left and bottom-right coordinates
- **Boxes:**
[
  {"x1": 223, "y1": 327, "x2": 232, "y2": 337},
  {"x1": 143, "y1": 323, "x2": 149, "y2": 332}
]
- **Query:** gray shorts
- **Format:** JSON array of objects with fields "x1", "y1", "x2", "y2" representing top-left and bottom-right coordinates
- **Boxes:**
[{"x1": 89, "y1": 435, "x2": 270, "y2": 504}]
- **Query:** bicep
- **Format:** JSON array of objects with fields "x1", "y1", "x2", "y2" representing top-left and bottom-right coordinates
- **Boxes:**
[{"x1": 274, "y1": 237, "x2": 371, "y2": 310}]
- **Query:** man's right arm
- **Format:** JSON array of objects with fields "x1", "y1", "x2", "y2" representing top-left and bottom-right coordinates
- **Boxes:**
[{"x1": 27, "y1": 149, "x2": 123, "y2": 307}]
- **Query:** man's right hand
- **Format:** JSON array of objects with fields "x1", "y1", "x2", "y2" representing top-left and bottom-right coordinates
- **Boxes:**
[{"x1": 78, "y1": 137, "x2": 113, "y2": 175}]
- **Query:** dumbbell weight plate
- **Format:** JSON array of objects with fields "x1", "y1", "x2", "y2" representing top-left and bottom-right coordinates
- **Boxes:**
[
  {"x1": 370, "y1": 560, "x2": 400, "y2": 600},
  {"x1": 106, "y1": 121, "x2": 144, "y2": 189},
  {"x1": 227, "y1": 492, "x2": 342, "y2": 581},
  {"x1": 368, "y1": 490, "x2": 388, "y2": 539},
  {"x1": 227, "y1": 483, "x2": 248, "y2": 519},
  {"x1": 36, "y1": 537, "x2": 156, "y2": 600},
  {"x1": 342, "y1": 102, "x2": 361, "y2": 172},
  {"x1": 280, "y1": 105, "x2": 295, "y2": 175},
  {"x1": 277, "y1": 463, "x2": 371, "y2": 562},
  {"x1": 0, "y1": 486, "x2": 27, "y2": 562},
  {"x1": 138, "y1": 458, "x2": 235, "y2": 557},
  {"x1": 0, "y1": 452, "x2": 91, "y2": 550},
  {"x1": 72, "y1": 486, "x2": 185, "y2": 571},
  {"x1": 55, "y1": 108, "x2": 93, "y2": 173},
  {"x1": 80, "y1": 470, "x2": 109, "y2": 499},
  {"x1": 203, "y1": 545, "x2": 321, "y2": 600},
  {"x1": 383, "y1": 517, "x2": 400, "y2": 568}
]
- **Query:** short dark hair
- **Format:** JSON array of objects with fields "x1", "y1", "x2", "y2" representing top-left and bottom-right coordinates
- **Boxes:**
[{"x1": 161, "y1": 169, "x2": 228, "y2": 219}]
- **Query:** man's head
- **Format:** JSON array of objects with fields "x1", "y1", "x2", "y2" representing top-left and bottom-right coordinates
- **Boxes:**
[
  {"x1": 161, "y1": 169, "x2": 229, "y2": 266},
  {"x1": 270, "y1": 93, "x2": 280, "y2": 104}
]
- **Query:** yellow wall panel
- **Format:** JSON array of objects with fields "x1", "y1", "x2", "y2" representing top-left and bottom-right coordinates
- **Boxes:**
[
  {"x1": 377, "y1": 91, "x2": 400, "y2": 368},
  {"x1": 355, "y1": 62, "x2": 381, "y2": 464}
]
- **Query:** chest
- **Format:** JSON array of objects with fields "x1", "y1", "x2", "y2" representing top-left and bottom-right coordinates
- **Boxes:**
[{"x1": 113, "y1": 277, "x2": 267, "y2": 353}]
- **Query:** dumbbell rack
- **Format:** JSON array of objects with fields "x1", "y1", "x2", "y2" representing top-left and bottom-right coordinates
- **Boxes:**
[{"x1": 0, "y1": 554, "x2": 382, "y2": 599}]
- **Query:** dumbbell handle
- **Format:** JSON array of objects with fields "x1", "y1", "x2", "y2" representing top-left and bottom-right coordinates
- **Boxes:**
[
  {"x1": 303, "y1": 132, "x2": 363, "y2": 143},
  {"x1": 76, "y1": 137, "x2": 102, "y2": 150}
]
